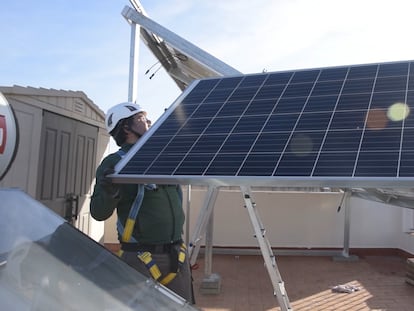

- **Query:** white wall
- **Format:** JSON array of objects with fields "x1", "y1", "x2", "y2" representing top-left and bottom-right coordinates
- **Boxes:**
[
  {"x1": 349, "y1": 197, "x2": 401, "y2": 248},
  {"x1": 185, "y1": 188, "x2": 414, "y2": 254},
  {"x1": 400, "y1": 208, "x2": 414, "y2": 253},
  {"x1": 186, "y1": 189, "x2": 345, "y2": 248},
  {"x1": 102, "y1": 186, "x2": 414, "y2": 255}
]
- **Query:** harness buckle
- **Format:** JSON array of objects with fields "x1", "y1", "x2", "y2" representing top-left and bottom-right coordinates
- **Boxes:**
[
  {"x1": 137, "y1": 251, "x2": 162, "y2": 280},
  {"x1": 136, "y1": 244, "x2": 187, "y2": 286}
]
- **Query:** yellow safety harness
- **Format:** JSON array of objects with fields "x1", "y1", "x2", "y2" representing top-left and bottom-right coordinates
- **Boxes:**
[
  {"x1": 137, "y1": 243, "x2": 187, "y2": 285},
  {"x1": 115, "y1": 171, "x2": 186, "y2": 285}
]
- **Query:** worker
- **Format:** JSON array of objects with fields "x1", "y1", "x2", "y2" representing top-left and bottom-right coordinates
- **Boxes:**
[{"x1": 90, "y1": 102, "x2": 194, "y2": 303}]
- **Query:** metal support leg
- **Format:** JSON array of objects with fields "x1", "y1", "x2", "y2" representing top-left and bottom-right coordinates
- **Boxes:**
[
  {"x1": 189, "y1": 186, "x2": 219, "y2": 265},
  {"x1": 240, "y1": 186, "x2": 292, "y2": 311},
  {"x1": 201, "y1": 209, "x2": 221, "y2": 294},
  {"x1": 185, "y1": 185, "x2": 191, "y2": 246},
  {"x1": 342, "y1": 191, "x2": 351, "y2": 257},
  {"x1": 204, "y1": 209, "x2": 214, "y2": 276},
  {"x1": 334, "y1": 190, "x2": 358, "y2": 261},
  {"x1": 188, "y1": 186, "x2": 221, "y2": 294}
]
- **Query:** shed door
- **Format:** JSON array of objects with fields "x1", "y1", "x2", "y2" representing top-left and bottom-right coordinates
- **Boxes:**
[{"x1": 37, "y1": 111, "x2": 98, "y2": 235}]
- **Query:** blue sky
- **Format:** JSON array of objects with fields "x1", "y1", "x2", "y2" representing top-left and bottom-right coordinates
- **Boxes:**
[{"x1": 1, "y1": 0, "x2": 414, "y2": 124}]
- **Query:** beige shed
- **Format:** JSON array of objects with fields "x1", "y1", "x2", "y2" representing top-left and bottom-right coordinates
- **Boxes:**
[{"x1": 0, "y1": 85, "x2": 109, "y2": 239}]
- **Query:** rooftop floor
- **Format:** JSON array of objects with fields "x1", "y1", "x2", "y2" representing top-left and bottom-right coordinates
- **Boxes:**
[{"x1": 192, "y1": 254, "x2": 414, "y2": 311}]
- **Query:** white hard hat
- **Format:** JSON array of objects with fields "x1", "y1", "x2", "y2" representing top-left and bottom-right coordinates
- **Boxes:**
[{"x1": 105, "y1": 102, "x2": 146, "y2": 133}]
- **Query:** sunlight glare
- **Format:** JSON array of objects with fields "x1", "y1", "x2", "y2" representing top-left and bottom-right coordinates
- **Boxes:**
[{"x1": 387, "y1": 102, "x2": 410, "y2": 121}]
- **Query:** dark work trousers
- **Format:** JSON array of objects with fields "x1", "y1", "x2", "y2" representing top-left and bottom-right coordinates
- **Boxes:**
[{"x1": 121, "y1": 249, "x2": 194, "y2": 304}]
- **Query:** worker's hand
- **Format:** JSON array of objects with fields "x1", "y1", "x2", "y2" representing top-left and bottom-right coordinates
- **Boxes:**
[{"x1": 99, "y1": 168, "x2": 119, "y2": 197}]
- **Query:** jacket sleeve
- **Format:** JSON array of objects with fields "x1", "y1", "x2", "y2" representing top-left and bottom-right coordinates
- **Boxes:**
[{"x1": 90, "y1": 155, "x2": 120, "y2": 221}]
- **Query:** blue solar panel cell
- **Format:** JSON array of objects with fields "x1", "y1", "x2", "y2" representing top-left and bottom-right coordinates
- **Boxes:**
[
  {"x1": 329, "y1": 111, "x2": 365, "y2": 130},
  {"x1": 321, "y1": 130, "x2": 363, "y2": 152},
  {"x1": 377, "y1": 62, "x2": 409, "y2": 77},
  {"x1": 190, "y1": 134, "x2": 227, "y2": 153},
  {"x1": 304, "y1": 95, "x2": 338, "y2": 112},
  {"x1": 238, "y1": 74, "x2": 267, "y2": 87},
  {"x1": 176, "y1": 117, "x2": 211, "y2": 135},
  {"x1": 262, "y1": 114, "x2": 299, "y2": 132},
  {"x1": 290, "y1": 70, "x2": 320, "y2": 83},
  {"x1": 115, "y1": 60, "x2": 414, "y2": 185},
  {"x1": 370, "y1": 91, "x2": 406, "y2": 109},
  {"x1": 254, "y1": 84, "x2": 285, "y2": 100},
  {"x1": 191, "y1": 103, "x2": 221, "y2": 118},
  {"x1": 155, "y1": 117, "x2": 183, "y2": 135},
  {"x1": 203, "y1": 88, "x2": 234, "y2": 103},
  {"x1": 215, "y1": 77, "x2": 243, "y2": 89},
  {"x1": 251, "y1": 132, "x2": 290, "y2": 153},
  {"x1": 244, "y1": 99, "x2": 277, "y2": 115},
  {"x1": 163, "y1": 135, "x2": 197, "y2": 153},
  {"x1": 220, "y1": 133, "x2": 257, "y2": 153},
  {"x1": 216, "y1": 101, "x2": 247, "y2": 116},
  {"x1": 313, "y1": 152, "x2": 357, "y2": 176},
  {"x1": 295, "y1": 112, "x2": 332, "y2": 131},
  {"x1": 137, "y1": 135, "x2": 171, "y2": 153},
  {"x1": 175, "y1": 154, "x2": 213, "y2": 175},
  {"x1": 283, "y1": 82, "x2": 314, "y2": 97},
  {"x1": 232, "y1": 115, "x2": 268, "y2": 133},
  {"x1": 263, "y1": 72, "x2": 292, "y2": 85},
  {"x1": 374, "y1": 76, "x2": 408, "y2": 92},
  {"x1": 180, "y1": 81, "x2": 217, "y2": 103},
  {"x1": 341, "y1": 78, "x2": 375, "y2": 94},
  {"x1": 273, "y1": 97, "x2": 308, "y2": 113},
  {"x1": 228, "y1": 86, "x2": 259, "y2": 101},
  {"x1": 360, "y1": 129, "x2": 402, "y2": 151},
  {"x1": 285, "y1": 132, "x2": 326, "y2": 155},
  {"x1": 311, "y1": 80, "x2": 343, "y2": 96},
  {"x1": 347, "y1": 64, "x2": 377, "y2": 79},
  {"x1": 146, "y1": 154, "x2": 184, "y2": 175},
  {"x1": 239, "y1": 153, "x2": 281, "y2": 176},
  {"x1": 409, "y1": 76, "x2": 414, "y2": 90},
  {"x1": 335, "y1": 94, "x2": 372, "y2": 110},
  {"x1": 318, "y1": 67, "x2": 348, "y2": 81},
  {"x1": 404, "y1": 92, "x2": 414, "y2": 126},
  {"x1": 205, "y1": 154, "x2": 246, "y2": 175},
  {"x1": 275, "y1": 152, "x2": 319, "y2": 176},
  {"x1": 399, "y1": 151, "x2": 414, "y2": 176},
  {"x1": 401, "y1": 128, "x2": 414, "y2": 151},
  {"x1": 354, "y1": 152, "x2": 399, "y2": 177},
  {"x1": 205, "y1": 116, "x2": 239, "y2": 133}
]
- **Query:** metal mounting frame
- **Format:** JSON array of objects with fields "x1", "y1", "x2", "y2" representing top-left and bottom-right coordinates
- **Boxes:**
[{"x1": 187, "y1": 186, "x2": 361, "y2": 309}]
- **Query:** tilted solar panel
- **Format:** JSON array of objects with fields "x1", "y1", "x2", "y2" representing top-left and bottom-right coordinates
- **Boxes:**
[{"x1": 114, "y1": 60, "x2": 414, "y2": 187}]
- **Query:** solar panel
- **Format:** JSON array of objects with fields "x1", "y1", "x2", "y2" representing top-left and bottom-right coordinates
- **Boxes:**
[{"x1": 114, "y1": 60, "x2": 414, "y2": 188}]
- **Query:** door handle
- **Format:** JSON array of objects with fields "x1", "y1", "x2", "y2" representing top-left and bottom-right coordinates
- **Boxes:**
[{"x1": 64, "y1": 193, "x2": 79, "y2": 223}]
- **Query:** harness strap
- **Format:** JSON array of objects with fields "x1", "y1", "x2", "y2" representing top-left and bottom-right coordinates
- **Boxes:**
[
  {"x1": 137, "y1": 251, "x2": 162, "y2": 280},
  {"x1": 115, "y1": 148, "x2": 184, "y2": 285},
  {"x1": 121, "y1": 184, "x2": 145, "y2": 242},
  {"x1": 115, "y1": 149, "x2": 143, "y2": 256},
  {"x1": 116, "y1": 183, "x2": 144, "y2": 257},
  {"x1": 135, "y1": 242, "x2": 187, "y2": 285},
  {"x1": 159, "y1": 243, "x2": 186, "y2": 285}
]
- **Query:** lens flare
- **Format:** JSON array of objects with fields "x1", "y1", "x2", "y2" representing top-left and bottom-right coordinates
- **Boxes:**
[
  {"x1": 366, "y1": 109, "x2": 388, "y2": 129},
  {"x1": 290, "y1": 133, "x2": 313, "y2": 156},
  {"x1": 387, "y1": 102, "x2": 410, "y2": 121}
]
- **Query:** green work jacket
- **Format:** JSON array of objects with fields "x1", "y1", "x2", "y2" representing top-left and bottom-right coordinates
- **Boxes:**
[{"x1": 90, "y1": 144, "x2": 185, "y2": 244}]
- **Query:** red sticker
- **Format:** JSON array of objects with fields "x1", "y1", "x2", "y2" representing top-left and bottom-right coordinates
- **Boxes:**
[{"x1": 0, "y1": 115, "x2": 6, "y2": 154}]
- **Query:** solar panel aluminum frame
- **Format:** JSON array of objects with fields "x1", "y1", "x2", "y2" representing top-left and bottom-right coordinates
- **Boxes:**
[
  {"x1": 112, "y1": 61, "x2": 414, "y2": 189},
  {"x1": 121, "y1": 5, "x2": 241, "y2": 91}
]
